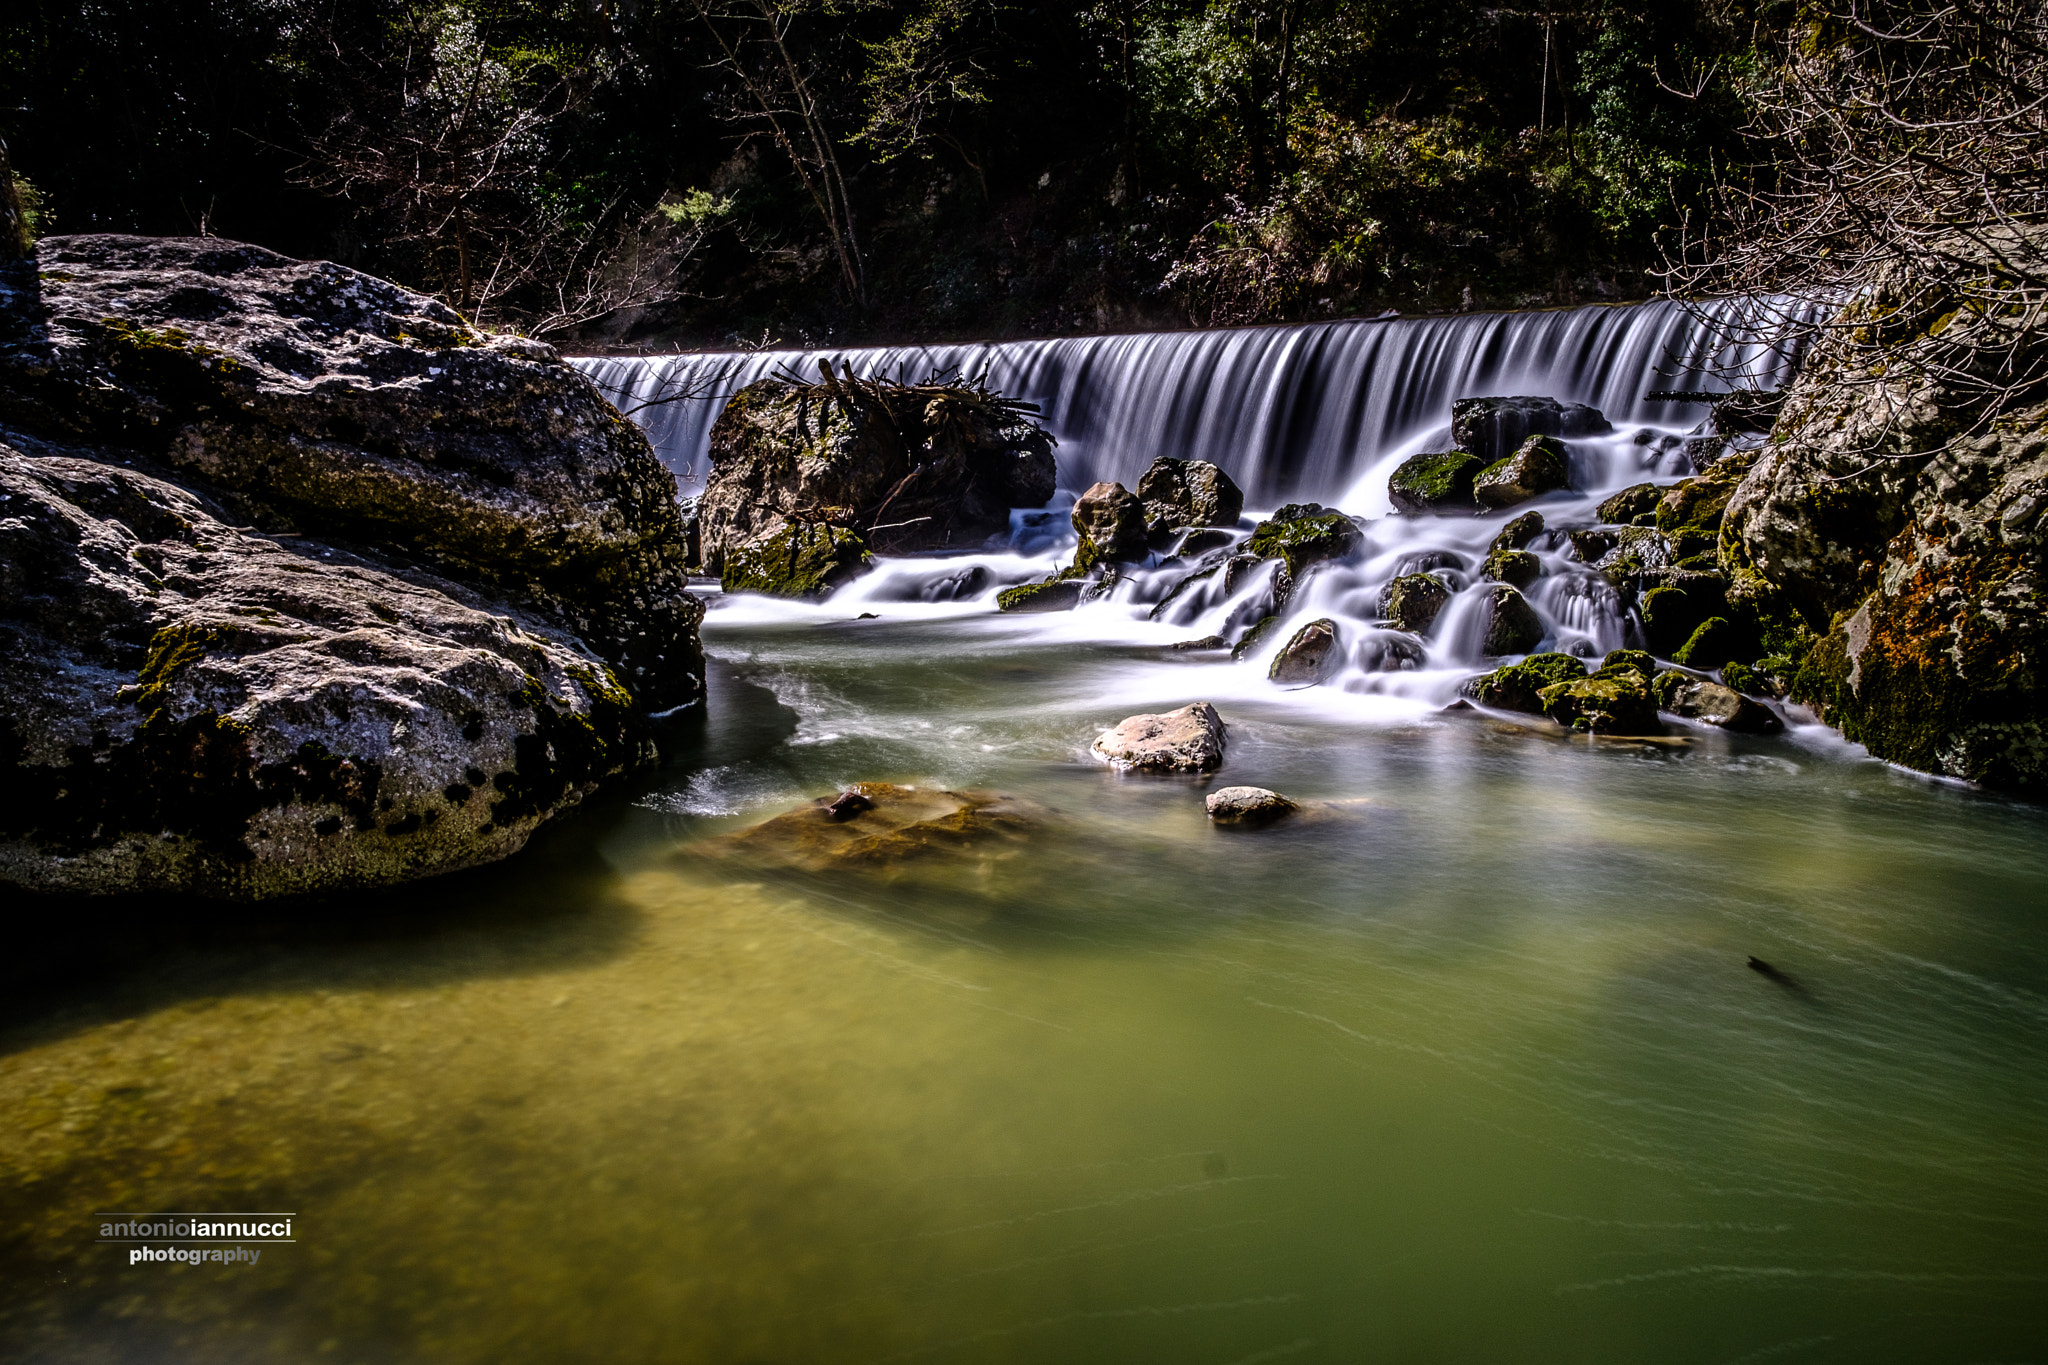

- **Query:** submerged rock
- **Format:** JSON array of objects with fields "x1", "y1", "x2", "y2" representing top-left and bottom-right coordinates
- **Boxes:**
[
  {"x1": 1380, "y1": 573, "x2": 1452, "y2": 634},
  {"x1": 1452, "y1": 395, "x2": 1611, "y2": 464},
  {"x1": 1479, "y1": 584, "x2": 1545, "y2": 655},
  {"x1": 1652, "y1": 672, "x2": 1783, "y2": 733},
  {"x1": 996, "y1": 578, "x2": 1086, "y2": 613},
  {"x1": 1473, "y1": 435, "x2": 1570, "y2": 509},
  {"x1": 1137, "y1": 457, "x2": 1243, "y2": 532},
  {"x1": 1269, "y1": 618, "x2": 1341, "y2": 685},
  {"x1": 1204, "y1": 786, "x2": 1298, "y2": 826},
  {"x1": 1388, "y1": 450, "x2": 1486, "y2": 514},
  {"x1": 1091, "y1": 702, "x2": 1226, "y2": 773},
  {"x1": 711, "y1": 783, "x2": 1043, "y2": 874}
]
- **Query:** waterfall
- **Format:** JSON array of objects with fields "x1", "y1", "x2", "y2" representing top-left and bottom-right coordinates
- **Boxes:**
[{"x1": 573, "y1": 297, "x2": 1804, "y2": 510}]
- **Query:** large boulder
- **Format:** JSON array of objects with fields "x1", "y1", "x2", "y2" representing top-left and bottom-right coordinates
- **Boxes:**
[
  {"x1": 1379, "y1": 573, "x2": 1451, "y2": 634},
  {"x1": 697, "y1": 366, "x2": 1056, "y2": 594},
  {"x1": 0, "y1": 236, "x2": 703, "y2": 898},
  {"x1": 0, "y1": 234, "x2": 701, "y2": 710},
  {"x1": 1452, "y1": 395, "x2": 1611, "y2": 464},
  {"x1": 1137, "y1": 457, "x2": 1243, "y2": 532},
  {"x1": 1478, "y1": 583, "x2": 1545, "y2": 655},
  {"x1": 1468, "y1": 652, "x2": 1587, "y2": 713},
  {"x1": 1091, "y1": 702, "x2": 1226, "y2": 772},
  {"x1": 1245, "y1": 502, "x2": 1364, "y2": 598},
  {"x1": 0, "y1": 447, "x2": 655, "y2": 898}
]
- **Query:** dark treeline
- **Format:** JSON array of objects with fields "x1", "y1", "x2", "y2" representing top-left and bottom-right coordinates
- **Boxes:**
[{"x1": 6, "y1": 0, "x2": 1777, "y2": 348}]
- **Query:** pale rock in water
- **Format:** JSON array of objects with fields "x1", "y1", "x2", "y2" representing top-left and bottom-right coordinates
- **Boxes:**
[
  {"x1": 1204, "y1": 786, "x2": 1297, "y2": 825},
  {"x1": 1091, "y1": 702, "x2": 1227, "y2": 772}
]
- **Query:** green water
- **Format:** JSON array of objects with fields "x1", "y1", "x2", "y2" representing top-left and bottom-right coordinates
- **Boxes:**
[{"x1": 5, "y1": 612, "x2": 2048, "y2": 1364}]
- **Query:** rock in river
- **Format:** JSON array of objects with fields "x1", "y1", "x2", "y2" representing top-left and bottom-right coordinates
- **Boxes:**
[
  {"x1": 1091, "y1": 702, "x2": 1227, "y2": 773},
  {"x1": 1269, "y1": 618, "x2": 1341, "y2": 685},
  {"x1": 1473, "y1": 435, "x2": 1570, "y2": 509},
  {"x1": 1204, "y1": 786, "x2": 1298, "y2": 826},
  {"x1": 1653, "y1": 672, "x2": 1783, "y2": 733}
]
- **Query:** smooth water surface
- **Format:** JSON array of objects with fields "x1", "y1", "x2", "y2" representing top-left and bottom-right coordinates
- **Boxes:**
[{"x1": 6, "y1": 604, "x2": 2047, "y2": 1365}]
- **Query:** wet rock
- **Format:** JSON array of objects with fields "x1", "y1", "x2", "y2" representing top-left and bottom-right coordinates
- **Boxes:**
[
  {"x1": 1170, "y1": 526, "x2": 1239, "y2": 557},
  {"x1": 1380, "y1": 573, "x2": 1452, "y2": 633},
  {"x1": 1491, "y1": 510, "x2": 1545, "y2": 552},
  {"x1": 1653, "y1": 672, "x2": 1783, "y2": 733},
  {"x1": 1230, "y1": 614, "x2": 1285, "y2": 660},
  {"x1": 1599, "y1": 649, "x2": 1657, "y2": 681},
  {"x1": 1567, "y1": 528, "x2": 1620, "y2": 563},
  {"x1": 1170, "y1": 634, "x2": 1230, "y2": 651},
  {"x1": 1468, "y1": 652, "x2": 1588, "y2": 713},
  {"x1": 1204, "y1": 786, "x2": 1298, "y2": 826},
  {"x1": 1638, "y1": 579, "x2": 1727, "y2": 656},
  {"x1": 720, "y1": 521, "x2": 871, "y2": 599},
  {"x1": 0, "y1": 446, "x2": 657, "y2": 899},
  {"x1": 1482, "y1": 548, "x2": 1540, "y2": 588},
  {"x1": 1451, "y1": 395, "x2": 1611, "y2": 464},
  {"x1": 1479, "y1": 584, "x2": 1545, "y2": 655},
  {"x1": 1091, "y1": 701, "x2": 1226, "y2": 773},
  {"x1": 1359, "y1": 631, "x2": 1428, "y2": 672},
  {"x1": 1656, "y1": 473, "x2": 1741, "y2": 562},
  {"x1": 996, "y1": 578, "x2": 1086, "y2": 613},
  {"x1": 713, "y1": 783, "x2": 1043, "y2": 873},
  {"x1": 1072, "y1": 480, "x2": 1151, "y2": 563},
  {"x1": 699, "y1": 366, "x2": 1055, "y2": 581},
  {"x1": 1538, "y1": 672, "x2": 1663, "y2": 735},
  {"x1": 1245, "y1": 503, "x2": 1365, "y2": 589},
  {"x1": 1137, "y1": 457, "x2": 1243, "y2": 532},
  {"x1": 1597, "y1": 483, "x2": 1663, "y2": 526},
  {"x1": 1269, "y1": 618, "x2": 1341, "y2": 685},
  {"x1": 1719, "y1": 661, "x2": 1779, "y2": 697},
  {"x1": 1672, "y1": 616, "x2": 1740, "y2": 669},
  {"x1": 0, "y1": 234, "x2": 703, "y2": 710},
  {"x1": 1388, "y1": 450, "x2": 1486, "y2": 514},
  {"x1": 1473, "y1": 435, "x2": 1570, "y2": 509}
]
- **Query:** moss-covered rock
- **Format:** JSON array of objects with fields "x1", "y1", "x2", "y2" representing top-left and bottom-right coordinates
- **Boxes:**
[
  {"x1": 1230, "y1": 614, "x2": 1285, "y2": 660},
  {"x1": 1672, "y1": 616, "x2": 1740, "y2": 669},
  {"x1": 1491, "y1": 510, "x2": 1545, "y2": 552},
  {"x1": 1597, "y1": 483, "x2": 1663, "y2": 526},
  {"x1": 1246, "y1": 503, "x2": 1365, "y2": 579},
  {"x1": 1379, "y1": 573, "x2": 1451, "y2": 633},
  {"x1": 1468, "y1": 651, "x2": 1587, "y2": 713},
  {"x1": 1482, "y1": 548, "x2": 1540, "y2": 588},
  {"x1": 1479, "y1": 583, "x2": 1545, "y2": 655},
  {"x1": 1388, "y1": 450, "x2": 1485, "y2": 514},
  {"x1": 720, "y1": 521, "x2": 871, "y2": 598},
  {"x1": 1598, "y1": 649, "x2": 1657, "y2": 680},
  {"x1": 996, "y1": 578, "x2": 1086, "y2": 613},
  {"x1": 1638, "y1": 578, "x2": 1728, "y2": 656},
  {"x1": 1538, "y1": 673, "x2": 1663, "y2": 735},
  {"x1": 1473, "y1": 435, "x2": 1569, "y2": 509}
]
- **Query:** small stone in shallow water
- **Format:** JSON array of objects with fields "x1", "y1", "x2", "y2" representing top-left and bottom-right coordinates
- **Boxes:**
[
  {"x1": 1204, "y1": 786, "x2": 1298, "y2": 826},
  {"x1": 1091, "y1": 702, "x2": 1226, "y2": 773},
  {"x1": 1169, "y1": 635, "x2": 1229, "y2": 651},
  {"x1": 824, "y1": 790, "x2": 875, "y2": 821},
  {"x1": 1652, "y1": 672, "x2": 1784, "y2": 733}
]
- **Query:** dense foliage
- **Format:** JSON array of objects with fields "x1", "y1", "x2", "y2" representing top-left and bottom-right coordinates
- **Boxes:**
[{"x1": 3, "y1": 0, "x2": 1772, "y2": 347}]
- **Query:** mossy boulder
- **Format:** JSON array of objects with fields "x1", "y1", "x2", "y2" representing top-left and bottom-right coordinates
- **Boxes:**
[
  {"x1": 1379, "y1": 573, "x2": 1452, "y2": 633},
  {"x1": 1491, "y1": 510, "x2": 1546, "y2": 552},
  {"x1": 1598, "y1": 649, "x2": 1657, "y2": 680},
  {"x1": 1246, "y1": 503, "x2": 1365, "y2": 580},
  {"x1": 1468, "y1": 651, "x2": 1588, "y2": 713},
  {"x1": 1672, "y1": 616, "x2": 1740, "y2": 669},
  {"x1": 1482, "y1": 548, "x2": 1540, "y2": 588},
  {"x1": 1479, "y1": 583, "x2": 1545, "y2": 655},
  {"x1": 1388, "y1": 450, "x2": 1486, "y2": 514},
  {"x1": 1269, "y1": 618, "x2": 1341, "y2": 685},
  {"x1": 1597, "y1": 483, "x2": 1663, "y2": 526},
  {"x1": 1652, "y1": 671, "x2": 1783, "y2": 733},
  {"x1": 996, "y1": 578, "x2": 1086, "y2": 613},
  {"x1": 1538, "y1": 672, "x2": 1663, "y2": 735},
  {"x1": 1230, "y1": 613, "x2": 1285, "y2": 659},
  {"x1": 721, "y1": 521, "x2": 872, "y2": 598},
  {"x1": 1473, "y1": 435, "x2": 1570, "y2": 509},
  {"x1": 1638, "y1": 579, "x2": 1728, "y2": 656}
]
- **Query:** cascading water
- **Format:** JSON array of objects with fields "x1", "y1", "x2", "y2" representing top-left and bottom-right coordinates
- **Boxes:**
[{"x1": 576, "y1": 298, "x2": 1809, "y2": 717}]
